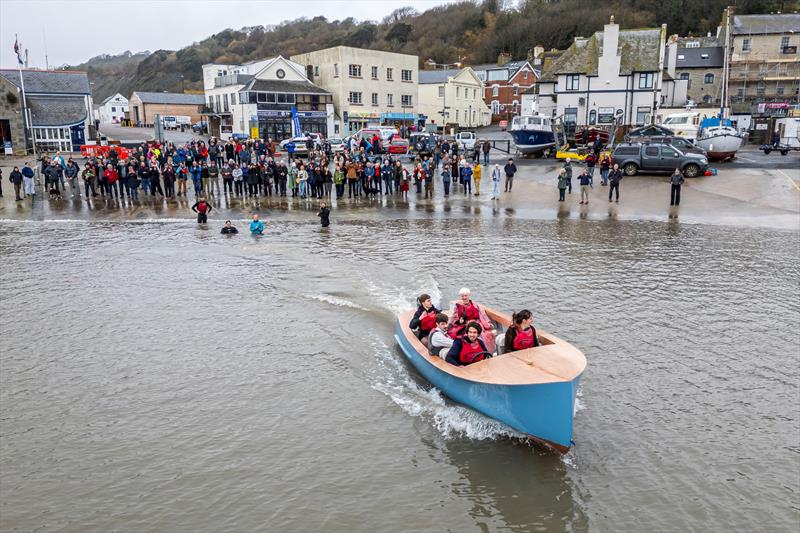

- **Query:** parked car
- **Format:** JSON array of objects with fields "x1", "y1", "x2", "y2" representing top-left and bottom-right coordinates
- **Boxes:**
[
  {"x1": 279, "y1": 136, "x2": 310, "y2": 156},
  {"x1": 409, "y1": 132, "x2": 437, "y2": 156},
  {"x1": 630, "y1": 135, "x2": 706, "y2": 156},
  {"x1": 328, "y1": 138, "x2": 346, "y2": 153},
  {"x1": 388, "y1": 137, "x2": 410, "y2": 155},
  {"x1": 612, "y1": 142, "x2": 708, "y2": 178},
  {"x1": 499, "y1": 120, "x2": 508, "y2": 131},
  {"x1": 191, "y1": 121, "x2": 207, "y2": 133},
  {"x1": 456, "y1": 131, "x2": 477, "y2": 151}
]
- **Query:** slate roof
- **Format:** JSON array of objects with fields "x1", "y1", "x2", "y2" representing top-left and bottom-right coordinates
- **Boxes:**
[
  {"x1": 418, "y1": 69, "x2": 461, "y2": 84},
  {"x1": 732, "y1": 14, "x2": 800, "y2": 35},
  {"x1": 101, "y1": 93, "x2": 127, "y2": 105},
  {"x1": 132, "y1": 92, "x2": 205, "y2": 105},
  {"x1": 539, "y1": 28, "x2": 662, "y2": 82},
  {"x1": 28, "y1": 96, "x2": 89, "y2": 126},
  {"x1": 665, "y1": 46, "x2": 724, "y2": 68},
  {"x1": 0, "y1": 69, "x2": 90, "y2": 94},
  {"x1": 243, "y1": 78, "x2": 330, "y2": 94}
]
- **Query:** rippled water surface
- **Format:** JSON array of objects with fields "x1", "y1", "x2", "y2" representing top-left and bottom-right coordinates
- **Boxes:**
[{"x1": 1, "y1": 216, "x2": 798, "y2": 532}]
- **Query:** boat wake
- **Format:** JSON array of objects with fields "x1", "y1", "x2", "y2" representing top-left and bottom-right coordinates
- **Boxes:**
[
  {"x1": 300, "y1": 292, "x2": 370, "y2": 311},
  {"x1": 363, "y1": 273, "x2": 443, "y2": 315},
  {"x1": 369, "y1": 336, "x2": 524, "y2": 441}
]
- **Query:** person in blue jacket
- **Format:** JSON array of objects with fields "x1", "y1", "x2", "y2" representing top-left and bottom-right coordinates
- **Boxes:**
[
  {"x1": 189, "y1": 161, "x2": 203, "y2": 196},
  {"x1": 249, "y1": 214, "x2": 264, "y2": 235}
]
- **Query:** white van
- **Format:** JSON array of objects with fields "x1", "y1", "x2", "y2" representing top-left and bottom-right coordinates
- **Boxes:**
[{"x1": 456, "y1": 131, "x2": 477, "y2": 150}]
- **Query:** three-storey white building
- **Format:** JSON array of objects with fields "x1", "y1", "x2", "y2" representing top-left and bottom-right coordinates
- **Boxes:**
[{"x1": 292, "y1": 46, "x2": 419, "y2": 134}]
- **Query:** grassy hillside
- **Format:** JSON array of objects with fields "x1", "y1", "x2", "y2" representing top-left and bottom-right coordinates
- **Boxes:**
[{"x1": 70, "y1": 0, "x2": 791, "y2": 101}]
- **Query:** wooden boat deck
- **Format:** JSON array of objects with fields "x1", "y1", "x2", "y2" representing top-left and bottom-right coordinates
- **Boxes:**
[{"x1": 398, "y1": 308, "x2": 586, "y2": 386}]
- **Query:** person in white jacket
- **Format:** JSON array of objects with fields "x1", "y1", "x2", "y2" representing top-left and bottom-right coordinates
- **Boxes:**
[
  {"x1": 491, "y1": 164, "x2": 502, "y2": 200},
  {"x1": 428, "y1": 314, "x2": 454, "y2": 358}
]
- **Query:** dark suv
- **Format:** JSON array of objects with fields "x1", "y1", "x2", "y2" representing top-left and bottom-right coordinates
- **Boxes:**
[
  {"x1": 409, "y1": 132, "x2": 437, "y2": 157},
  {"x1": 612, "y1": 142, "x2": 709, "y2": 178}
]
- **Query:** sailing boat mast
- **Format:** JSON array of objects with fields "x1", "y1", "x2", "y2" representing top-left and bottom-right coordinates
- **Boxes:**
[{"x1": 721, "y1": 6, "x2": 733, "y2": 119}]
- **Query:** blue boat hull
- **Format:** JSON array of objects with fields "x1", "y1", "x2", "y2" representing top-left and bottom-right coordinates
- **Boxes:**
[
  {"x1": 394, "y1": 322, "x2": 581, "y2": 451},
  {"x1": 510, "y1": 129, "x2": 556, "y2": 154}
]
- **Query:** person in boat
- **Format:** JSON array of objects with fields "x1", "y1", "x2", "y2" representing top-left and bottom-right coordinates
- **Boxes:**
[
  {"x1": 446, "y1": 322, "x2": 490, "y2": 366},
  {"x1": 409, "y1": 293, "x2": 440, "y2": 341},
  {"x1": 428, "y1": 313, "x2": 453, "y2": 358},
  {"x1": 447, "y1": 288, "x2": 493, "y2": 339},
  {"x1": 503, "y1": 309, "x2": 540, "y2": 353},
  {"x1": 220, "y1": 220, "x2": 238, "y2": 234}
]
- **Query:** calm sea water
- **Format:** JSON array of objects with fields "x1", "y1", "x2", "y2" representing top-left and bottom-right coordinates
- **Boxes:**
[{"x1": 1, "y1": 215, "x2": 798, "y2": 531}]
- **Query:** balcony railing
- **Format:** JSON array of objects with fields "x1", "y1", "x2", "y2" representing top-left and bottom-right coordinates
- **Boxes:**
[{"x1": 213, "y1": 74, "x2": 254, "y2": 88}]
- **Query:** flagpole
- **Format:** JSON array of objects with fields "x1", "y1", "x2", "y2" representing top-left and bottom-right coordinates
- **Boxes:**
[{"x1": 15, "y1": 34, "x2": 36, "y2": 160}]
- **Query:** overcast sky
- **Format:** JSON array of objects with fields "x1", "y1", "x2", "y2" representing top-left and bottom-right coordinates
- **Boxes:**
[{"x1": 0, "y1": 0, "x2": 460, "y2": 69}]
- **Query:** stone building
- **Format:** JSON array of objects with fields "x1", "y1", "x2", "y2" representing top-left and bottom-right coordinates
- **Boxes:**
[
  {"x1": 128, "y1": 92, "x2": 204, "y2": 127},
  {"x1": 0, "y1": 75, "x2": 27, "y2": 154},
  {"x1": 664, "y1": 38, "x2": 724, "y2": 106},
  {"x1": 0, "y1": 69, "x2": 93, "y2": 153},
  {"x1": 726, "y1": 12, "x2": 800, "y2": 114}
]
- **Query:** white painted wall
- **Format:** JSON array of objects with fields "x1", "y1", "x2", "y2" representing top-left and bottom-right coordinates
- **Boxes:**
[{"x1": 99, "y1": 93, "x2": 128, "y2": 123}]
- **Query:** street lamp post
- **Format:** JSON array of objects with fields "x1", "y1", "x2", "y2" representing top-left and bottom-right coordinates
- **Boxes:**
[{"x1": 430, "y1": 61, "x2": 462, "y2": 134}]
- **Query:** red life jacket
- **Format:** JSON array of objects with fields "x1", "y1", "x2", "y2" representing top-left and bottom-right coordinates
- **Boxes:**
[
  {"x1": 513, "y1": 326, "x2": 536, "y2": 351},
  {"x1": 455, "y1": 301, "x2": 480, "y2": 322},
  {"x1": 196, "y1": 201, "x2": 210, "y2": 214},
  {"x1": 459, "y1": 336, "x2": 486, "y2": 365},
  {"x1": 420, "y1": 310, "x2": 437, "y2": 331}
]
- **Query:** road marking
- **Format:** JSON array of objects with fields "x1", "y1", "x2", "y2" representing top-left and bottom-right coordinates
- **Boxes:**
[
  {"x1": 777, "y1": 169, "x2": 800, "y2": 191},
  {"x1": 737, "y1": 156, "x2": 755, "y2": 163}
]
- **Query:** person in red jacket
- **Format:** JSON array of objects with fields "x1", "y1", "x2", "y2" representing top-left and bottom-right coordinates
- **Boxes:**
[
  {"x1": 446, "y1": 322, "x2": 490, "y2": 366},
  {"x1": 409, "y1": 293, "x2": 440, "y2": 341},
  {"x1": 103, "y1": 164, "x2": 120, "y2": 199},
  {"x1": 503, "y1": 309, "x2": 540, "y2": 354}
]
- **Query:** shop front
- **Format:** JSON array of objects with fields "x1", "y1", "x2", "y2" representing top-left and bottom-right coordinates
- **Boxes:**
[
  {"x1": 346, "y1": 111, "x2": 380, "y2": 134},
  {"x1": 256, "y1": 109, "x2": 328, "y2": 140}
]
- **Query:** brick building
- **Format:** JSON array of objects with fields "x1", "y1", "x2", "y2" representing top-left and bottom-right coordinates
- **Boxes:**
[
  {"x1": 128, "y1": 92, "x2": 204, "y2": 127},
  {"x1": 472, "y1": 59, "x2": 538, "y2": 120}
]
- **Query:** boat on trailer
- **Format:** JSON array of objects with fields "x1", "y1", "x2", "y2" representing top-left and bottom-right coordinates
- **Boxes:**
[
  {"x1": 394, "y1": 307, "x2": 586, "y2": 453},
  {"x1": 509, "y1": 113, "x2": 556, "y2": 155}
]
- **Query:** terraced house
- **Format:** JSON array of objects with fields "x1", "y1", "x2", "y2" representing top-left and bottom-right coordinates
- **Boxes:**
[{"x1": 533, "y1": 17, "x2": 669, "y2": 134}]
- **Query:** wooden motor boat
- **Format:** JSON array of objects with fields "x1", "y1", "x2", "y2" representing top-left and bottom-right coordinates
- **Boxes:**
[{"x1": 395, "y1": 307, "x2": 587, "y2": 453}]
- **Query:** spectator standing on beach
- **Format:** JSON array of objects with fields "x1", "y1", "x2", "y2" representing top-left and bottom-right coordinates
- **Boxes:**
[
  {"x1": 670, "y1": 168, "x2": 685, "y2": 206},
  {"x1": 491, "y1": 164, "x2": 501, "y2": 200},
  {"x1": 22, "y1": 163, "x2": 35, "y2": 197},
  {"x1": 608, "y1": 164, "x2": 622, "y2": 203},
  {"x1": 503, "y1": 158, "x2": 517, "y2": 192},
  {"x1": 578, "y1": 168, "x2": 593, "y2": 205},
  {"x1": 557, "y1": 168, "x2": 568, "y2": 202}
]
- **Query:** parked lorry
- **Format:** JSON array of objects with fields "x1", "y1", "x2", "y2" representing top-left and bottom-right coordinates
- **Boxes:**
[{"x1": 161, "y1": 115, "x2": 192, "y2": 130}]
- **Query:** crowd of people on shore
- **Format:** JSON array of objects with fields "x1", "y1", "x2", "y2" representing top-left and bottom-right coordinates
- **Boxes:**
[
  {"x1": 2, "y1": 134, "x2": 688, "y2": 211},
  {"x1": 10, "y1": 136, "x2": 519, "y2": 205}
]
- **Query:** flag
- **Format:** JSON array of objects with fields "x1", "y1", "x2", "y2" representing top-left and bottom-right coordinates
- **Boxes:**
[
  {"x1": 13, "y1": 37, "x2": 23, "y2": 65},
  {"x1": 290, "y1": 106, "x2": 302, "y2": 138}
]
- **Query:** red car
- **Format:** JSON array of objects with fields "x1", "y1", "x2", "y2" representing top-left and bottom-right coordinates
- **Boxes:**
[
  {"x1": 499, "y1": 120, "x2": 508, "y2": 131},
  {"x1": 388, "y1": 137, "x2": 409, "y2": 154}
]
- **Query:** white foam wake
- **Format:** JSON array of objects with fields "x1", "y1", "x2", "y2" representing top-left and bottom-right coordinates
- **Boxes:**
[
  {"x1": 369, "y1": 336, "x2": 523, "y2": 441},
  {"x1": 301, "y1": 292, "x2": 370, "y2": 311}
]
